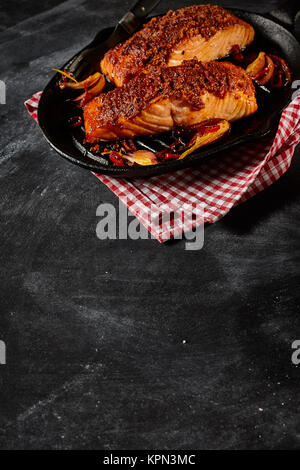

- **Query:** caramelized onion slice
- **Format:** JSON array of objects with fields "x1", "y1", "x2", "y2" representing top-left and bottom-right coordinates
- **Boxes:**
[
  {"x1": 53, "y1": 68, "x2": 78, "y2": 83},
  {"x1": 246, "y1": 52, "x2": 265, "y2": 75},
  {"x1": 246, "y1": 52, "x2": 275, "y2": 85},
  {"x1": 59, "y1": 72, "x2": 104, "y2": 90},
  {"x1": 72, "y1": 74, "x2": 106, "y2": 107},
  {"x1": 269, "y1": 54, "x2": 292, "y2": 86},
  {"x1": 122, "y1": 150, "x2": 158, "y2": 166},
  {"x1": 257, "y1": 55, "x2": 275, "y2": 85},
  {"x1": 179, "y1": 120, "x2": 231, "y2": 160}
]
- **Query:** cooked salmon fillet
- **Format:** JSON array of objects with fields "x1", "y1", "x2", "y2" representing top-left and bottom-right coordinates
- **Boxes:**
[
  {"x1": 101, "y1": 4, "x2": 255, "y2": 86},
  {"x1": 84, "y1": 60, "x2": 258, "y2": 142}
]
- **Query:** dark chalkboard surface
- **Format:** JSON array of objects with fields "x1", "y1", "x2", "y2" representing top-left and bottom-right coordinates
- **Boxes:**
[{"x1": 0, "y1": 0, "x2": 300, "y2": 450}]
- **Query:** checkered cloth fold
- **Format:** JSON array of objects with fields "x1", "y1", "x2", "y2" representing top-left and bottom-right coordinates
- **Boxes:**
[{"x1": 26, "y1": 92, "x2": 300, "y2": 242}]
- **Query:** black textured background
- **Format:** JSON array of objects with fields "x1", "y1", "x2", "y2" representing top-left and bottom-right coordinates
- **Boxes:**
[{"x1": 0, "y1": 0, "x2": 300, "y2": 450}]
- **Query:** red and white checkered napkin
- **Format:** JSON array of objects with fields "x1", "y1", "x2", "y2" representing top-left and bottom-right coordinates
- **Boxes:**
[{"x1": 25, "y1": 92, "x2": 300, "y2": 242}]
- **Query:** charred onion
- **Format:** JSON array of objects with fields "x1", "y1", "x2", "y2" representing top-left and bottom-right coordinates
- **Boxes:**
[
  {"x1": 179, "y1": 120, "x2": 231, "y2": 160},
  {"x1": 246, "y1": 52, "x2": 291, "y2": 88},
  {"x1": 269, "y1": 54, "x2": 292, "y2": 87},
  {"x1": 122, "y1": 150, "x2": 158, "y2": 166},
  {"x1": 54, "y1": 69, "x2": 106, "y2": 106},
  {"x1": 246, "y1": 52, "x2": 275, "y2": 85},
  {"x1": 58, "y1": 72, "x2": 103, "y2": 90}
]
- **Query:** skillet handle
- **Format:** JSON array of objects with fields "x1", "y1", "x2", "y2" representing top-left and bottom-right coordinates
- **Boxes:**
[{"x1": 269, "y1": 0, "x2": 300, "y2": 41}]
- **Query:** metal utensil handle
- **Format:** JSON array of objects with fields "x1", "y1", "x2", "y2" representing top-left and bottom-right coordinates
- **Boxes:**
[
  {"x1": 118, "y1": 0, "x2": 160, "y2": 35},
  {"x1": 130, "y1": 0, "x2": 161, "y2": 19}
]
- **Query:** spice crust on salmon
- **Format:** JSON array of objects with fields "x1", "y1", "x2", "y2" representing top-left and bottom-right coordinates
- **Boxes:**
[
  {"x1": 84, "y1": 60, "x2": 258, "y2": 142},
  {"x1": 101, "y1": 4, "x2": 255, "y2": 86}
]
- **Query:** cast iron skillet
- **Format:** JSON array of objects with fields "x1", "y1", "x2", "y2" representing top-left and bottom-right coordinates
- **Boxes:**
[{"x1": 38, "y1": 7, "x2": 300, "y2": 178}]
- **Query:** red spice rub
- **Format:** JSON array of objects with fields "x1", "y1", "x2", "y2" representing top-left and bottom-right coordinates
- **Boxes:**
[
  {"x1": 85, "y1": 60, "x2": 255, "y2": 129},
  {"x1": 101, "y1": 4, "x2": 251, "y2": 84}
]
